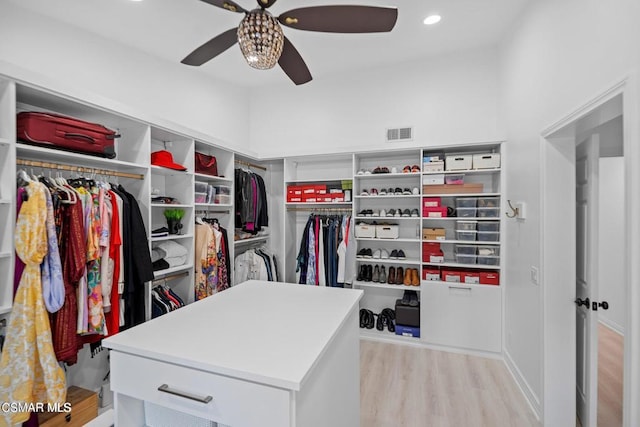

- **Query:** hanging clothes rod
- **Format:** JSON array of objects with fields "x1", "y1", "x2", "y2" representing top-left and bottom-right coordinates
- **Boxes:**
[
  {"x1": 287, "y1": 207, "x2": 353, "y2": 212},
  {"x1": 152, "y1": 270, "x2": 190, "y2": 285},
  {"x1": 16, "y1": 158, "x2": 145, "y2": 180},
  {"x1": 234, "y1": 159, "x2": 267, "y2": 171}
]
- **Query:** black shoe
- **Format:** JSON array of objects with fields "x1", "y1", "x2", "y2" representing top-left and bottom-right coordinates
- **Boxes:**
[
  {"x1": 401, "y1": 291, "x2": 411, "y2": 306},
  {"x1": 357, "y1": 265, "x2": 365, "y2": 281},
  {"x1": 365, "y1": 248, "x2": 373, "y2": 258},
  {"x1": 357, "y1": 248, "x2": 367, "y2": 258},
  {"x1": 397, "y1": 250, "x2": 406, "y2": 259},
  {"x1": 360, "y1": 309, "x2": 375, "y2": 329},
  {"x1": 365, "y1": 265, "x2": 373, "y2": 282},
  {"x1": 409, "y1": 291, "x2": 419, "y2": 307},
  {"x1": 390, "y1": 249, "x2": 398, "y2": 259}
]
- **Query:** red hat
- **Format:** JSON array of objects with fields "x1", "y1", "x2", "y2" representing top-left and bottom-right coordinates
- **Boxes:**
[{"x1": 151, "y1": 150, "x2": 187, "y2": 171}]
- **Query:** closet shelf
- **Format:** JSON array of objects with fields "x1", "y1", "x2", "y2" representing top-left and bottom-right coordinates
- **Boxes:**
[
  {"x1": 195, "y1": 203, "x2": 233, "y2": 210},
  {"x1": 355, "y1": 238, "x2": 421, "y2": 243},
  {"x1": 422, "y1": 239, "x2": 501, "y2": 245},
  {"x1": 355, "y1": 258, "x2": 421, "y2": 266},
  {"x1": 0, "y1": 199, "x2": 10, "y2": 205},
  {"x1": 286, "y1": 177, "x2": 352, "y2": 184},
  {"x1": 151, "y1": 165, "x2": 192, "y2": 176},
  {"x1": 354, "y1": 172, "x2": 421, "y2": 180},
  {"x1": 353, "y1": 216, "x2": 420, "y2": 221},
  {"x1": 354, "y1": 195, "x2": 420, "y2": 199},
  {"x1": 150, "y1": 203, "x2": 192, "y2": 209},
  {"x1": 360, "y1": 329, "x2": 420, "y2": 342},
  {"x1": 422, "y1": 261, "x2": 501, "y2": 270},
  {"x1": 16, "y1": 143, "x2": 147, "y2": 172},
  {"x1": 353, "y1": 281, "x2": 421, "y2": 291},
  {"x1": 0, "y1": 137, "x2": 10, "y2": 146},
  {"x1": 286, "y1": 202, "x2": 352, "y2": 207},
  {"x1": 422, "y1": 280, "x2": 501, "y2": 288},
  {"x1": 421, "y1": 217, "x2": 502, "y2": 221},
  {"x1": 235, "y1": 235, "x2": 269, "y2": 245},
  {"x1": 421, "y1": 192, "x2": 501, "y2": 197},
  {"x1": 151, "y1": 234, "x2": 193, "y2": 242},
  {"x1": 0, "y1": 252, "x2": 11, "y2": 259},
  {"x1": 422, "y1": 168, "x2": 500, "y2": 175},
  {"x1": 194, "y1": 173, "x2": 233, "y2": 184},
  {"x1": 153, "y1": 264, "x2": 193, "y2": 279},
  {"x1": 0, "y1": 305, "x2": 11, "y2": 315}
]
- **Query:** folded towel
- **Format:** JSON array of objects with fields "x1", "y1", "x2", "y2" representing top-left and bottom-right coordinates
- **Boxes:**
[
  {"x1": 165, "y1": 255, "x2": 187, "y2": 268},
  {"x1": 151, "y1": 248, "x2": 166, "y2": 263},
  {"x1": 153, "y1": 240, "x2": 188, "y2": 258}
]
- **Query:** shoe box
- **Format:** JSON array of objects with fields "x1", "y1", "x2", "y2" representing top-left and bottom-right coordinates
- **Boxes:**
[
  {"x1": 395, "y1": 325, "x2": 420, "y2": 338},
  {"x1": 422, "y1": 196, "x2": 449, "y2": 218},
  {"x1": 445, "y1": 154, "x2": 472, "y2": 171},
  {"x1": 395, "y1": 300, "x2": 420, "y2": 328},
  {"x1": 422, "y1": 242, "x2": 444, "y2": 263},
  {"x1": 422, "y1": 227, "x2": 446, "y2": 240},
  {"x1": 472, "y1": 153, "x2": 501, "y2": 169}
]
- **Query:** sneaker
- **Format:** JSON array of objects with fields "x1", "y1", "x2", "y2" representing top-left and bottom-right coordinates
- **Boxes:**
[
  {"x1": 357, "y1": 248, "x2": 368, "y2": 258},
  {"x1": 365, "y1": 248, "x2": 373, "y2": 258},
  {"x1": 403, "y1": 165, "x2": 411, "y2": 173},
  {"x1": 410, "y1": 208, "x2": 419, "y2": 217},
  {"x1": 397, "y1": 250, "x2": 406, "y2": 259},
  {"x1": 380, "y1": 249, "x2": 390, "y2": 259},
  {"x1": 380, "y1": 266, "x2": 387, "y2": 283},
  {"x1": 360, "y1": 189, "x2": 369, "y2": 196},
  {"x1": 394, "y1": 210, "x2": 401, "y2": 217},
  {"x1": 403, "y1": 188, "x2": 411, "y2": 195},
  {"x1": 412, "y1": 187, "x2": 419, "y2": 195},
  {"x1": 411, "y1": 165, "x2": 421, "y2": 173},
  {"x1": 371, "y1": 188, "x2": 379, "y2": 196},
  {"x1": 388, "y1": 187, "x2": 394, "y2": 195},
  {"x1": 379, "y1": 188, "x2": 387, "y2": 196},
  {"x1": 364, "y1": 170, "x2": 372, "y2": 175},
  {"x1": 365, "y1": 209, "x2": 374, "y2": 217},
  {"x1": 356, "y1": 169, "x2": 365, "y2": 175},
  {"x1": 387, "y1": 209, "x2": 396, "y2": 217},
  {"x1": 372, "y1": 210, "x2": 380, "y2": 217},
  {"x1": 402, "y1": 209, "x2": 411, "y2": 217},
  {"x1": 391, "y1": 166, "x2": 398, "y2": 174},
  {"x1": 358, "y1": 210, "x2": 368, "y2": 217},
  {"x1": 389, "y1": 249, "x2": 399, "y2": 259},
  {"x1": 372, "y1": 167, "x2": 382, "y2": 174},
  {"x1": 394, "y1": 187, "x2": 403, "y2": 195},
  {"x1": 380, "y1": 209, "x2": 387, "y2": 217},
  {"x1": 372, "y1": 249, "x2": 381, "y2": 259}
]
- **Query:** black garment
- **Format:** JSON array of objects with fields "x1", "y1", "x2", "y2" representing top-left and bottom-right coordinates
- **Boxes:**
[
  {"x1": 152, "y1": 259, "x2": 170, "y2": 271},
  {"x1": 296, "y1": 216, "x2": 313, "y2": 284},
  {"x1": 220, "y1": 226, "x2": 232, "y2": 285},
  {"x1": 117, "y1": 185, "x2": 154, "y2": 329},
  {"x1": 234, "y1": 169, "x2": 268, "y2": 233}
]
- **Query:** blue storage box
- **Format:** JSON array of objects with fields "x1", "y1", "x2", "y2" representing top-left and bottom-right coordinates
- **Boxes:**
[{"x1": 395, "y1": 325, "x2": 420, "y2": 338}]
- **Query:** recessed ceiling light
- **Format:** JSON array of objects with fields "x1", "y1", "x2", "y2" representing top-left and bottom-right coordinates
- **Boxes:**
[{"x1": 423, "y1": 15, "x2": 442, "y2": 25}]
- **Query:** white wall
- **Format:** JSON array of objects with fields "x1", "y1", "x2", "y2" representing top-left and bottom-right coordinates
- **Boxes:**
[
  {"x1": 499, "y1": 0, "x2": 640, "y2": 422},
  {"x1": 599, "y1": 156, "x2": 626, "y2": 334},
  {"x1": 249, "y1": 47, "x2": 504, "y2": 158},
  {"x1": 0, "y1": 1, "x2": 251, "y2": 152}
]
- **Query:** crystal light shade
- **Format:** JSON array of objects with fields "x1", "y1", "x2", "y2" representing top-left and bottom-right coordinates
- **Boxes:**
[{"x1": 237, "y1": 9, "x2": 284, "y2": 70}]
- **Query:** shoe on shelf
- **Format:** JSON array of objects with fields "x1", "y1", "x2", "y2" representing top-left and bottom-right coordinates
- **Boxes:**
[
  {"x1": 389, "y1": 249, "x2": 399, "y2": 259},
  {"x1": 402, "y1": 188, "x2": 412, "y2": 195},
  {"x1": 388, "y1": 266, "x2": 396, "y2": 284},
  {"x1": 387, "y1": 187, "x2": 394, "y2": 195},
  {"x1": 357, "y1": 210, "x2": 368, "y2": 217},
  {"x1": 379, "y1": 188, "x2": 387, "y2": 196},
  {"x1": 357, "y1": 248, "x2": 368, "y2": 258},
  {"x1": 394, "y1": 187, "x2": 403, "y2": 195},
  {"x1": 402, "y1": 209, "x2": 411, "y2": 217},
  {"x1": 372, "y1": 249, "x2": 381, "y2": 259},
  {"x1": 394, "y1": 209, "x2": 401, "y2": 217},
  {"x1": 387, "y1": 209, "x2": 395, "y2": 217},
  {"x1": 403, "y1": 268, "x2": 412, "y2": 286},
  {"x1": 403, "y1": 165, "x2": 411, "y2": 173},
  {"x1": 364, "y1": 169, "x2": 372, "y2": 175},
  {"x1": 372, "y1": 209, "x2": 380, "y2": 217},
  {"x1": 409, "y1": 290, "x2": 420, "y2": 307},
  {"x1": 372, "y1": 265, "x2": 380, "y2": 282},
  {"x1": 380, "y1": 249, "x2": 390, "y2": 259},
  {"x1": 391, "y1": 166, "x2": 398, "y2": 174},
  {"x1": 360, "y1": 189, "x2": 369, "y2": 196},
  {"x1": 380, "y1": 209, "x2": 387, "y2": 217},
  {"x1": 412, "y1": 187, "x2": 420, "y2": 195},
  {"x1": 357, "y1": 169, "x2": 366, "y2": 175},
  {"x1": 371, "y1": 188, "x2": 379, "y2": 196},
  {"x1": 410, "y1": 209, "x2": 419, "y2": 217},
  {"x1": 411, "y1": 268, "x2": 420, "y2": 286},
  {"x1": 380, "y1": 266, "x2": 387, "y2": 283},
  {"x1": 357, "y1": 265, "x2": 365, "y2": 281},
  {"x1": 411, "y1": 165, "x2": 421, "y2": 173},
  {"x1": 400, "y1": 291, "x2": 411, "y2": 306},
  {"x1": 372, "y1": 167, "x2": 382, "y2": 174},
  {"x1": 364, "y1": 248, "x2": 373, "y2": 258},
  {"x1": 396, "y1": 267, "x2": 404, "y2": 285},
  {"x1": 366, "y1": 264, "x2": 373, "y2": 282},
  {"x1": 397, "y1": 250, "x2": 406, "y2": 259}
]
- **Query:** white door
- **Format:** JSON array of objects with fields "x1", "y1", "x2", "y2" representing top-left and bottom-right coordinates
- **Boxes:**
[{"x1": 575, "y1": 134, "x2": 600, "y2": 427}]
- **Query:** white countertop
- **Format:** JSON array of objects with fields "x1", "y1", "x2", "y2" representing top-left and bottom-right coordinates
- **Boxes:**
[{"x1": 103, "y1": 281, "x2": 363, "y2": 391}]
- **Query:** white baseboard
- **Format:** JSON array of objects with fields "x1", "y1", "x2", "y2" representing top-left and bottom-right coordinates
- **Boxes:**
[
  {"x1": 504, "y1": 349, "x2": 542, "y2": 421},
  {"x1": 598, "y1": 317, "x2": 624, "y2": 336}
]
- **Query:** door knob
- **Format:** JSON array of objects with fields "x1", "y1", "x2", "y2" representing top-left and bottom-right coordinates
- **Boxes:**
[
  {"x1": 598, "y1": 301, "x2": 609, "y2": 310},
  {"x1": 574, "y1": 297, "x2": 590, "y2": 308}
]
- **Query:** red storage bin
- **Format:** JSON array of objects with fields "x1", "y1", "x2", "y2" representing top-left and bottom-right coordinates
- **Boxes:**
[
  {"x1": 441, "y1": 268, "x2": 462, "y2": 283},
  {"x1": 422, "y1": 242, "x2": 444, "y2": 263},
  {"x1": 422, "y1": 267, "x2": 440, "y2": 281},
  {"x1": 423, "y1": 197, "x2": 442, "y2": 208},
  {"x1": 423, "y1": 207, "x2": 448, "y2": 218},
  {"x1": 479, "y1": 271, "x2": 500, "y2": 285},
  {"x1": 461, "y1": 271, "x2": 480, "y2": 285}
]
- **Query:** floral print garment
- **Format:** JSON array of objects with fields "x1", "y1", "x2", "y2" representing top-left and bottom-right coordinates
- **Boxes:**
[{"x1": 0, "y1": 182, "x2": 66, "y2": 426}]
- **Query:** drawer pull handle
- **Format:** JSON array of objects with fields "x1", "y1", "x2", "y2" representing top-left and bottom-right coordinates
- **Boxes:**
[
  {"x1": 157, "y1": 384, "x2": 213, "y2": 404},
  {"x1": 448, "y1": 285, "x2": 472, "y2": 291}
]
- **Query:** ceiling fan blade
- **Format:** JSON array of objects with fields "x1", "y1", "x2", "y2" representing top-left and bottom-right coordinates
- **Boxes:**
[
  {"x1": 256, "y1": 0, "x2": 277, "y2": 9},
  {"x1": 181, "y1": 28, "x2": 238, "y2": 66},
  {"x1": 199, "y1": 0, "x2": 247, "y2": 14},
  {"x1": 278, "y1": 6, "x2": 398, "y2": 33},
  {"x1": 278, "y1": 37, "x2": 312, "y2": 85}
]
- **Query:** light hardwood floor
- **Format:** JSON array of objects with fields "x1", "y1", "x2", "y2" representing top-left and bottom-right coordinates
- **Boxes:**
[
  {"x1": 360, "y1": 341, "x2": 540, "y2": 427},
  {"x1": 598, "y1": 323, "x2": 623, "y2": 427}
]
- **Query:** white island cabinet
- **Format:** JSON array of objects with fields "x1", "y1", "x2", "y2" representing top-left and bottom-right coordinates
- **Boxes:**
[{"x1": 103, "y1": 281, "x2": 363, "y2": 427}]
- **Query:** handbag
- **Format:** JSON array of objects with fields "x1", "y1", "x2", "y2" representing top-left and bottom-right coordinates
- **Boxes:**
[{"x1": 194, "y1": 152, "x2": 219, "y2": 176}]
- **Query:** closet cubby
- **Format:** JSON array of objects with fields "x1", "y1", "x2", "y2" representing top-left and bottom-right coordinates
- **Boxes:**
[{"x1": 0, "y1": 78, "x2": 15, "y2": 314}]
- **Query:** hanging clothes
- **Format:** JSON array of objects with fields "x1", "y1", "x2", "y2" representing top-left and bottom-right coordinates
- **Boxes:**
[
  {"x1": 234, "y1": 246, "x2": 279, "y2": 284},
  {"x1": 194, "y1": 218, "x2": 231, "y2": 300},
  {"x1": 151, "y1": 285, "x2": 186, "y2": 318},
  {"x1": 0, "y1": 181, "x2": 66, "y2": 425},
  {"x1": 296, "y1": 214, "x2": 351, "y2": 287},
  {"x1": 234, "y1": 168, "x2": 268, "y2": 233}
]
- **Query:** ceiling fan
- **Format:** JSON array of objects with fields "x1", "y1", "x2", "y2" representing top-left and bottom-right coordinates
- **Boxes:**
[{"x1": 181, "y1": 0, "x2": 398, "y2": 85}]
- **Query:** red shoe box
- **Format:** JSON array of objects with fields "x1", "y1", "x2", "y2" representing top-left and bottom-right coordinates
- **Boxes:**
[
  {"x1": 461, "y1": 271, "x2": 480, "y2": 285},
  {"x1": 287, "y1": 185, "x2": 303, "y2": 195},
  {"x1": 480, "y1": 271, "x2": 500, "y2": 285},
  {"x1": 423, "y1": 197, "x2": 442, "y2": 208},
  {"x1": 422, "y1": 242, "x2": 444, "y2": 263},
  {"x1": 423, "y1": 207, "x2": 448, "y2": 218},
  {"x1": 422, "y1": 267, "x2": 441, "y2": 281},
  {"x1": 287, "y1": 195, "x2": 303, "y2": 203},
  {"x1": 441, "y1": 268, "x2": 462, "y2": 283}
]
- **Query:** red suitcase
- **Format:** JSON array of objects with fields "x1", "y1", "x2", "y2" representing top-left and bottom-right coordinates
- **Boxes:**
[{"x1": 17, "y1": 112, "x2": 120, "y2": 158}]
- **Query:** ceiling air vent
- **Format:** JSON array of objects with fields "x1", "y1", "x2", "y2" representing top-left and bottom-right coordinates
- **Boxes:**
[{"x1": 386, "y1": 126, "x2": 413, "y2": 143}]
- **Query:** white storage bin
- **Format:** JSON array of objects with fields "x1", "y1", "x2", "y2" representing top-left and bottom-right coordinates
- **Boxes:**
[
  {"x1": 472, "y1": 153, "x2": 501, "y2": 169},
  {"x1": 456, "y1": 197, "x2": 477, "y2": 208},
  {"x1": 445, "y1": 155, "x2": 472, "y2": 171},
  {"x1": 477, "y1": 207, "x2": 500, "y2": 218},
  {"x1": 455, "y1": 245, "x2": 477, "y2": 255},
  {"x1": 423, "y1": 161, "x2": 444, "y2": 172},
  {"x1": 477, "y1": 246, "x2": 500, "y2": 256},
  {"x1": 455, "y1": 254, "x2": 477, "y2": 264},
  {"x1": 456, "y1": 220, "x2": 477, "y2": 231},
  {"x1": 423, "y1": 174, "x2": 445, "y2": 185},
  {"x1": 477, "y1": 196, "x2": 500, "y2": 208},
  {"x1": 376, "y1": 224, "x2": 399, "y2": 239},
  {"x1": 195, "y1": 181, "x2": 208, "y2": 193},
  {"x1": 355, "y1": 223, "x2": 376, "y2": 238},
  {"x1": 456, "y1": 207, "x2": 477, "y2": 218},
  {"x1": 478, "y1": 231, "x2": 500, "y2": 242},
  {"x1": 477, "y1": 221, "x2": 500, "y2": 232},
  {"x1": 455, "y1": 230, "x2": 477, "y2": 241},
  {"x1": 195, "y1": 192, "x2": 207, "y2": 203},
  {"x1": 477, "y1": 255, "x2": 500, "y2": 266}
]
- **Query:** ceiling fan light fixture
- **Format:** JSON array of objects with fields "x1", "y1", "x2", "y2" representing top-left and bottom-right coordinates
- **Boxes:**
[
  {"x1": 423, "y1": 15, "x2": 442, "y2": 25},
  {"x1": 237, "y1": 9, "x2": 284, "y2": 70}
]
